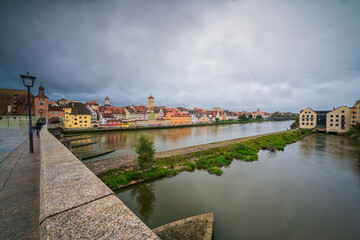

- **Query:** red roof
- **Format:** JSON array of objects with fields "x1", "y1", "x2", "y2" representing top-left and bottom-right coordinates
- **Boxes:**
[
  {"x1": 105, "y1": 96, "x2": 110, "y2": 100},
  {"x1": 0, "y1": 88, "x2": 35, "y2": 115},
  {"x1": 148, "y1": 95, "x2": 154, "y2": 99}
]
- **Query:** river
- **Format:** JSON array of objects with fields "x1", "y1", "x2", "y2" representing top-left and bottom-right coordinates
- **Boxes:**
[
  {"x1": 69, "y1": 121, "x2": 292, "y2": 162},
  {"x1": 116, "y1": 134, "x2": 360, "y2": 239}
]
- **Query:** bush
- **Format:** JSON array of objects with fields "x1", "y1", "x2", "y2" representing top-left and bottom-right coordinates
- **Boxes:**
[{"x1": 135, "y1": 134, "x2": 156, "y2": 169}]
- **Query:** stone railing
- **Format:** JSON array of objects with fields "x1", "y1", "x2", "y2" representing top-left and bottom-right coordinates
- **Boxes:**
[{"x1": 39, "y1": 127, "x2": 159, "y2": 239}]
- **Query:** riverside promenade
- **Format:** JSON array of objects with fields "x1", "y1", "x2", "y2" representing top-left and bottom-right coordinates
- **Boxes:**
[{"x1": 0, "y1": 128, "x2": 40, "y2": 239}]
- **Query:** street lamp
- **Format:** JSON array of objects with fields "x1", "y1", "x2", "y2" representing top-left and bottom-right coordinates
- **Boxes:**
[
  {"x1": 39, "y1": 109, "x2": 43, "y2": 120},
  {"x1": 20, "y1": 72, "x2": 36, "y2": 153}
]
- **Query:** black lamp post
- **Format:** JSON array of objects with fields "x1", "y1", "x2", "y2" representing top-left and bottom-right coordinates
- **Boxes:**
[{"x1": 20, "y1": 72, "x2": 36, "y2": 153}]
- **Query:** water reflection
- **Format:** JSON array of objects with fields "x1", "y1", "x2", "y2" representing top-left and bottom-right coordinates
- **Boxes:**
[
  {"x1": 71, "y1": 121, "x2": 292, "y2": 162},
  {"x1": 130, "y1": 183, "x2": 156, "y2": 221}
]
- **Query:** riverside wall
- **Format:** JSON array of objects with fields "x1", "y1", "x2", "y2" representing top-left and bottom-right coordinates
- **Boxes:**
[{"x1": 39, "y1": 127, "x2": 159, "y2": 239}]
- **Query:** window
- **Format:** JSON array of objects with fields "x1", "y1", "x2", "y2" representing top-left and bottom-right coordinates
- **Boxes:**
[
  {"x1": 330, "y1": 124, "x2": 333, "y2": 126},
  {"x1": 330, "y1": 115, "x2": 333, "y2": 118},
  {"x1": 310, "y1": 123, "x2": 313, "y2": 125},
  {"x1": 74, "y1": 118, "x2": 77, "y2": 121},
  {"x1": 79, "y1": 121, "x2": 82, "y2": 123},
  {"x1": 336, "y1": 124, "x2": 339, "y2": 126},
  {"x1": 13, "y1": 117, "x2": 16, "y2": 119},
  {"x1": 306, "y1": 123, "x2": 309, "y2": 125},
  {"x1": 79, "y1": 116, "x2": 82, "y2": 119},
  {"x1": 69, "y1": 125, "x2": 72, "y2": 127},
  {"x1": 74, "y1": 122, "x2": 77, "y2": 125},
  {"x1": 0, "y1": 117, "x2": 2, "y2": 120},
  {"x1": 342, "y1": 110, "x2": 344, "y2": 113},
  {"x1": 336, "y1": 119, "x2": 339, "y2": 122},
  {"x1": 336, "y1": 115, "x2": 339, "y2": 118},
  {"x1": 330, "y1": 119, "x2": 333, "y2": 122}
]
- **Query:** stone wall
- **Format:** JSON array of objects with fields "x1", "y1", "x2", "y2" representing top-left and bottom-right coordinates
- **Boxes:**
[{"x1": 39, "y1": 127, "x2": 159, "y2": 239}]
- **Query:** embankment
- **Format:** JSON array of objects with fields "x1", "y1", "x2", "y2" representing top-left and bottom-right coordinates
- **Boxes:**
[
  {"x1": 39, "y1": 127, "x2": 159, "y2": 239},
  {"x1": 97, "y1": 129, "x2": 311, "y2": 191}
]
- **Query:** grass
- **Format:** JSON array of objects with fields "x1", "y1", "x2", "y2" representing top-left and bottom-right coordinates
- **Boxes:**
[{"x1": 98, "y1": 129, "x2": 311, "y2": 190}]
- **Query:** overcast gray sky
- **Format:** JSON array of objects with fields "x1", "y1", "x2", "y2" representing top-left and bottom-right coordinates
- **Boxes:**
[{"x1": 0, "y1": 0, "x2": 359, "y2": 112}]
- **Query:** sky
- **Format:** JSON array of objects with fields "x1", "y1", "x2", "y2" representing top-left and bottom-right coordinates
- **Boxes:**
[{"x1": 0, "y1": 0, "x2": 359, "y2": 112}]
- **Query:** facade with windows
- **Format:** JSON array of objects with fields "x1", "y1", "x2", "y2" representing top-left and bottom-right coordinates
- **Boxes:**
[
  {"x1": 326, "y1": 106, "x2": 350, "y2": 133},
  {"x1": 299, "y1": 107, "x2": 317, "y2": 129},
  {"x1": 350, "y1": 100, "x2": 360, "y2": 126},
  {"x1": 63, "y1": 102, "x2": 91, "y2": 129}
]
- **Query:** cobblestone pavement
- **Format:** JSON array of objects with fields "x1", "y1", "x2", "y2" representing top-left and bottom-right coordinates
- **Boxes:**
[{"x1": 0, "y1": 128, "x2": 28, "y2": 164}]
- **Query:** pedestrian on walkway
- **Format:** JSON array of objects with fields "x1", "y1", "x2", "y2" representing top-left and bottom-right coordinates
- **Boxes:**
[{"x1": 36, "y1": 120, "x2": 42, "y2": 136}]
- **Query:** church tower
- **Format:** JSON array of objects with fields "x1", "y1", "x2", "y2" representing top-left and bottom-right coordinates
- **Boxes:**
[
  {"x1": 35, "y1": 80, "x2": 49, "y2": 121},
  {"x1": 148, "y1": 95, "x2": 154, "y2": 110},
  {"x1": 104, "y1": 96, "x2": 110, "y2": 106}
]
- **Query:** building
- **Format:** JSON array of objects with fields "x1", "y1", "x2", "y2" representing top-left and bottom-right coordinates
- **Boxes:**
[
  {"x1": 0, "y1": 88, "x2": 35, "y2": 128},
  {"x1": 106, "y1": 119, "x2": 122, "y2": 127},
  {"x1": 350, "y1": 100, "x2": 360, "y2": 126},
  {"x1": 148, "y1": 118, "x2": 171, "y2": 126},
  {"x1": 63, "y1": 102, "x2": 91, "y2": 129},
  {"x1": 299, "y1": 107, "x2": 317, "y2": 129},
  {"x1": 148, "y1": 95, "x2": 154, "y2": 110},
  {"x1": 58, "y1": 98, "x2": 68, "y2": 106},
  {"x1": 34, "y1": 80, "x2": 49, "y2": 121},
  {"x1": 48, "y1": 105, "x2": 64, "y2": 123},
  {"x1": 104, "y1": 96, "x2": 110, "y2": 106},
  {"x1": 165, "y1": 112, "x2": 191, "y2": 125},
  {"x1": 198, "y1": 115, "x2": 210, "y2": 123},
  {"x1": 86, "y1": 105, "x2": 98, "y2": 122},
  {"x1": 326, "y1": 106, "x2": 350, "y2": 133}
]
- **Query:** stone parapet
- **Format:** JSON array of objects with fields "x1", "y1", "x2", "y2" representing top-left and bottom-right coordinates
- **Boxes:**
[{"x1": 39, "y1": 127, "x2": 159, "y2": 239}]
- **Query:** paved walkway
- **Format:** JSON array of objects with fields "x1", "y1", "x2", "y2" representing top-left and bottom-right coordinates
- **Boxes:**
[
  {"x1": 0, "y1": 128, "x2": 28, "y2": 164},
  {"x1": 0, "y1": 135, "x2": 40, "y2": 239}
]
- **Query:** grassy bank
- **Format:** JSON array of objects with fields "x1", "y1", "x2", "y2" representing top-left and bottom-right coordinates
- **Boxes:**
[
  {"x1": 99, "y1": 129, "x2": 311, "y2": 190},
  {"x1": 63, "y1": 119, "x2": 270, "y2": 134},
  {"x1": 347, "y1": 123, "x2": 360, "y2": 148}
]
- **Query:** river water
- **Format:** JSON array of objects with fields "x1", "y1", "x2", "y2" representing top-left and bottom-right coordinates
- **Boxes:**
[
  {"x1": 116, "y1": 134, "x2": 360, "y2": 239},
  {"x1": 69, "y1": 121, "x2": 292, "y2": 162}
]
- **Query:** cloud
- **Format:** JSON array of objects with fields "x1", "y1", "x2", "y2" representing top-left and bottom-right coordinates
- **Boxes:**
[{"x1": 0, "y1": 0, "x2": 359, "y2": 112}]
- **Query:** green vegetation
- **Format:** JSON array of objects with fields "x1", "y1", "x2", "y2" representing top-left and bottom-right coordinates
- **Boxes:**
[
  {"x1": 347, "y1": 123, "x2": 360, "y2": 148},
  {"x1": 290, "y1": 115, "x2": 299, "y2": 129},
  {"x1": 135, "y1": 134, "x2": 155, "y2": 169},
  {"x1": 99, "y1": 129, "x2": 311, "y2": 190},
  {"x1": 256, "y1": 115, "x2": 263, "y2": 120}
]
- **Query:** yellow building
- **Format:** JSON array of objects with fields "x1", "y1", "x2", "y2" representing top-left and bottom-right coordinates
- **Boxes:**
[
  {"x1": 121, "y1": 120, "x2": 136, "y2": 128},
  {"x1": 350, "y1": 100, "x2": 360, "y2": 126},
  {"x1": 326, "y1": 106, "x2": 350, "y2": 133},
  {"x1": 299, "y1": 107, "x2": 317, "y2": 129},
  {"x1": 63, "y1": 102, "x2": 91, "y2": 129}
]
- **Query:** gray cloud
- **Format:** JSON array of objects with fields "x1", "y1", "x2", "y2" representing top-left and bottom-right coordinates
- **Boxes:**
[{"x1": 1, "y1": 0, "x2": 359, "y2": 112}]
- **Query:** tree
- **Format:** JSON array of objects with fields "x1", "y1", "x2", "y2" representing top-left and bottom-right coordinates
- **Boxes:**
[
  {"x1": 215, "y1": 117, "x2": 220, "y2": 122},
  {"x1": 238, "y1": 114, "x2": 247, "y2": 121},
  {"x1": 290, "y1": 115, "x2": 299, "y2": 129},
  {"x1": 135, "y1": 134, "x2": 155, "y2": 169},
  {"x1": 248, "y1": 114, "x2": 253, "y2": 120},
  {"x1": 256, "y1": 115, "x2": 263, "y2": 120}
]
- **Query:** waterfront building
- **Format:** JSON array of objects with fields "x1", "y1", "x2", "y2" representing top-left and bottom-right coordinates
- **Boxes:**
[
  {"x1": 191, "y1": 114, "x2": 198, "y2": 124},
  {"x1": 122, "y1": 120, "x2": 136, "y2": 128},
  {"x1": 0, "y1": 88, "x2": 35, "y2": 128},
  {"x1": 34, "y1": 80, "x2": 49, "y2": 121},
  {"x1": 148, "y1": 118, "x2": 171, "y2": 126},
  {"x1": 63, "y1": 102, "x2": 91, "y2": 129},
  {"x1": 48, "y1": 105, "x2": 64, "y2": 123},
  {"x1": 350, "y1": 100, "x2": 360, "y2": 126},
  {"x1": 326, "y1": 106, "x2": 350, "y2": 133},
  {"x1": 135, "y1": 120, "x2": 148, "y2": 127},
  {"x1": 86, "y1": 105, "x2": 98, "y2": 122},
  {"x1": 104, "y1": 96, "x2": 110, "y2": 106},
  {"x1": 299, "y1": 107, "x2": 317, "y2": 129},
  {"x1": 87, "y1": 100, "x2": 99, "y2": 111},
  {"x1": 198, "y1": 115, "x2": 210, "y2": 123},
  {"x1": 106, "y1": 119, "x2": 122, "y2": 127},
  {"x1": 166, "y1": 112, "x2": 192, "y2": 125}
]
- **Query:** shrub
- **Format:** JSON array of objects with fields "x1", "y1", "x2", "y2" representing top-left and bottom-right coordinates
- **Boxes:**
[{"x1": 135, "y1": 134, "x2": 156, "y2": 169}]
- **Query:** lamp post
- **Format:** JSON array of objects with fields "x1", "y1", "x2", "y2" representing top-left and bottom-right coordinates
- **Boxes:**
[
  {"x1": 20, "y1": 72, "x2": 36, "y2": 153},
  {"x1": 39, "y1": 109, "x2": 43, "y2": 121}
]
